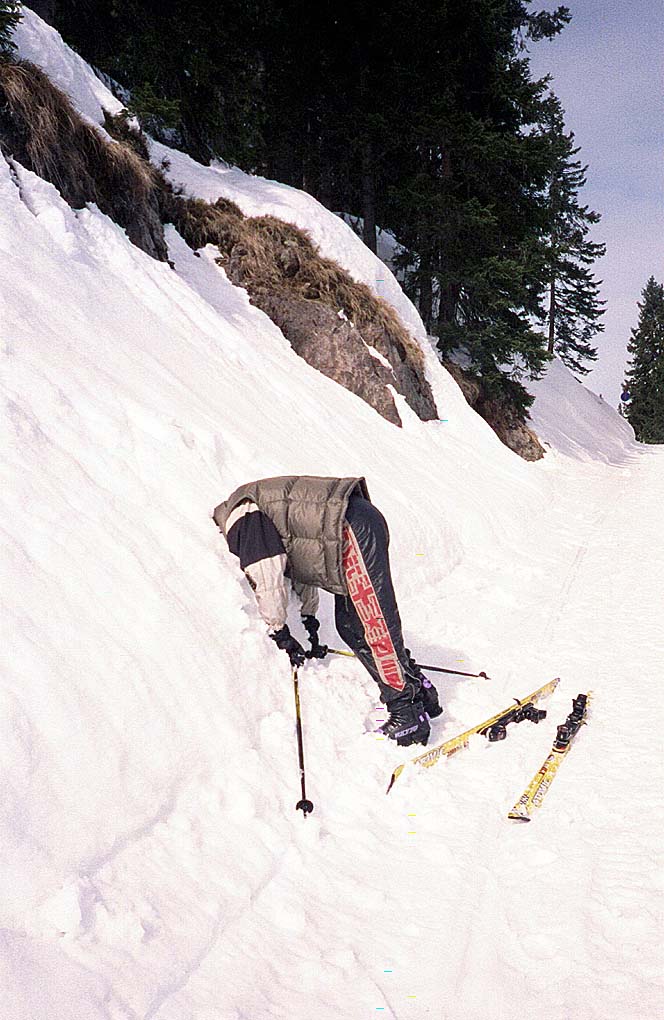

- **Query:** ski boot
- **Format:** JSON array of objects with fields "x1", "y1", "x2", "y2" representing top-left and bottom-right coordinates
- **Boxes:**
[
  {"x1": 380, "y1": 688, "x2": 430, "y2": 747},
  {"x1": 404, "y1": 649, "x2": 443, "y2": 719}
]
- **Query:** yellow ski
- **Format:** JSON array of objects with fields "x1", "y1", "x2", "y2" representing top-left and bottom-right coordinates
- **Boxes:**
[
  {"x1": 386, "y1": 677, "x2": 560, "y2": 793},
  {"x1": 508, "y1": 692, "x2": 590, "y2": 822}
]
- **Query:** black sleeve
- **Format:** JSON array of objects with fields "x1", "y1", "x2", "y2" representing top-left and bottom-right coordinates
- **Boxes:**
[
  {"x1": 225, "y1": 502, "x2": 290, "y2": 631},
  {"x1": 227, "y1": 505, "x2": 286, "y2": 570}
]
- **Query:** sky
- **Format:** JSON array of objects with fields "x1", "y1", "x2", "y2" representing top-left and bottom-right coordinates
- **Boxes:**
[{"x1": 527, "y1": 1, "x2": 663, "y2": 406}]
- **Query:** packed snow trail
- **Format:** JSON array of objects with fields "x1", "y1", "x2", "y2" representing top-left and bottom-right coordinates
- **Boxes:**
[{"x1": 416, "y1": 443, "x2": 664, "y2": 1020}]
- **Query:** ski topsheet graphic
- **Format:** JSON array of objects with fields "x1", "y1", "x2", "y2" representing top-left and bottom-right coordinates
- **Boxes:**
[
  {"x1": 508, "y1": 692, "x2": 590, "y2": 822},
  {"x1": 387, "y1": 677, "x2": 560, "y2": 793}
]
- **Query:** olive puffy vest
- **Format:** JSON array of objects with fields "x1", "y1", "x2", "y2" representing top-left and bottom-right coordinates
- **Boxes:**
[{"x1": 213, "y1": 475, "x2": 370, "y2": 595}]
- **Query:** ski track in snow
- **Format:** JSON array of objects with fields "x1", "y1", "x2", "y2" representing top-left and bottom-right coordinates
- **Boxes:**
[
  {"x1": 2, "y1": 10, "x2": 662, "y2": 1020},
  {"x1": 431, "y1": 446, "x2": 664, "y2": 1020}
]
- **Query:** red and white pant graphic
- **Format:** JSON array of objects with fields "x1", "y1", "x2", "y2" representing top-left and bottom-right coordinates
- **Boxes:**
[{"x1": 342, "y1": 522, "x2": 405, "y2": 692}]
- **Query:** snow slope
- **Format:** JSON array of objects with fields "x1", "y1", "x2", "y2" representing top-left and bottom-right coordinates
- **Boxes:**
[
  {"x1": 528, "y1": 357, "x2": 636, "y2": 465},
  {"x1": 2, "y1": 10, "x2": 662, "y2": 1020}
]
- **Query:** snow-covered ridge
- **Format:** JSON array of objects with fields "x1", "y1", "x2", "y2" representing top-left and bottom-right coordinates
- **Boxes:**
[
  {"x1": 3, "y1": 10, "x2": 657, "y2": 1020},
  {"x1": 528, "y1": 357, "x2": 636, "y2": 464},
  {"x1": 13, "y1": 8, "x2": 123, "y2": 124}
]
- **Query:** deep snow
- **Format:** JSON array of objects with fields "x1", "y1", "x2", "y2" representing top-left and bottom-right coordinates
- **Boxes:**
[{"x1": 2, "y1": 10, "x2": 662, "y2": 1020}]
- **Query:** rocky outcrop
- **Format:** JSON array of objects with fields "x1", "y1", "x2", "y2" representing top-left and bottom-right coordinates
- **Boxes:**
[
  {"x1": 443, "y1": 361, "x2": 545, "y2": 461},
  {"x1": 256, "y1": 292, "x2": 402, "y2": 425},
  {"x1": 0, "y1": 57, "x2": 438, "y2": 427},
  {"x1": 165, "y1": 196, "x2": 439, "y2": 427}
]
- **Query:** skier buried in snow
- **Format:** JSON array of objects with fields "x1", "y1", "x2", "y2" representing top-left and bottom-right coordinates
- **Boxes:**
[{"x1": 213, "y1": 475, "x2": 441, "y2": 747}]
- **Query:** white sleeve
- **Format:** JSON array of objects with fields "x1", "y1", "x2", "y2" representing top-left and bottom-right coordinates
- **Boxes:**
[
  {"x1": 225, "y1": 500, "x2": 290, "y2": 633},
  {"x1": 245, "y1": 553, "x2": 290, "y2": 632}
]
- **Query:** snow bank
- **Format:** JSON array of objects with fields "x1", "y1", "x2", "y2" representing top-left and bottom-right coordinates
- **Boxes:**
[
  {"x1": 0, "y1": 132, "x2": 542, "y2": 1020},
  {"x1": 529, "y1": 357, "x2": 637, "y2": 464},
  {"x1": 12, "y1": 8, "x2": 122, "y2": 124}
]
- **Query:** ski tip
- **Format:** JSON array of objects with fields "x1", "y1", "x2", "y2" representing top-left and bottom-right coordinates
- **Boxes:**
[
  {"x1": 386, "y1": 764, "x2": 404, "y2": 794},
  {"x1": 507, "y1": 812, "x2": 531, "y2": 823}
]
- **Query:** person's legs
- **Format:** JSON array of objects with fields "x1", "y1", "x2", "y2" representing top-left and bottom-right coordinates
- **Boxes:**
[
  {"x1": 341, "y1": 498, "x2": 409, "y2": 693},
  {"x1": 334, "y1": 594, "x2": 385, "y2": 688},
  {"x1": 338, "y1": 498, "x2": 430, "y2": 745}
]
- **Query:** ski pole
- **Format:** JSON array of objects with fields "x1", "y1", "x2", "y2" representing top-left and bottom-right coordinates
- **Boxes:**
[
  {"x1": 292, "y1": 666, "x2": 314, "y2": 817},
  {"x1": 416, "y1": 662, "x2": 490, "y2": 680},
  {"x1": 326, "y1": 648, "x2": 489, "y2": 679}
]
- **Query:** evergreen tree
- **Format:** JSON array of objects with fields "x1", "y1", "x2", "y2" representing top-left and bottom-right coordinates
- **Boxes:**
[
  {"x1": 258, "y1": 0, "x2": 400, "y2": 250},
  {"x1": 624, "y1": 277, "x2": 664, "y2": 443},
  {"x1": 385, "y1": 2, "x2": 572, "y2": 406},
  {"x1": 0, "y1": 0, "x2": 21, "y2": 56},
  {"x1": 54, "y1": 1, "x2": 266, "y2": 165},
  {"x1": 538, "y1": 95, "x2": 605, "y2": 374}
]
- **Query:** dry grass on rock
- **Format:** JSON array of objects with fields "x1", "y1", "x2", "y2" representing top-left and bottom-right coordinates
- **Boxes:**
[
  {"x1": 235, "y1": 215, "x2": 428, "y2": 372},
  {"x1": 0, "y1": 58, "x2": 438, "y2": 427},
  {"x1": 160, "y1": 191, "x2": 245, "y2": 256},
  {"x1": 0, "y1": 60, "x2": 167, "y2": 260},
  {"x1": 164, "y1": 197, "x2": 438, "y2": 425}
]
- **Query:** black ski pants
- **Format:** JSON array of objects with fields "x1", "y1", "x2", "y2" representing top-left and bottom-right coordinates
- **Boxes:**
[{"x1": 334, "y1": 496, "x2": 411, "y2": 705}]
